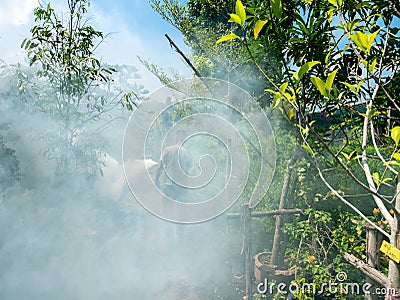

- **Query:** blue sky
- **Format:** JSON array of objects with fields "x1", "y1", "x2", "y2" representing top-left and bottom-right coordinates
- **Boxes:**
[{"x1": 0, "y1": 0, "x2": 191, "y2": 90}]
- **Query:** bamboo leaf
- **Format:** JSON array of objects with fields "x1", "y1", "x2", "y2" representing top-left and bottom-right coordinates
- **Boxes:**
[
  {"x1": 346, "y1": 20, "x2": 360, "y2": 33},
  {"x1": 356, "y1": 78, "x2": 366, "y2": 92},
  {"x1": 341, "y1": 152, "x2": 350, "y2": 160},
  {"x1": 279, "y1": 81, "x2": 288, "y2": 92},
  {"x1": 326, "y1": 9, "x2": 334, "y2": 23},
  {"x1": 348, "y1": 150, "x2": 357, "y2": 160}
]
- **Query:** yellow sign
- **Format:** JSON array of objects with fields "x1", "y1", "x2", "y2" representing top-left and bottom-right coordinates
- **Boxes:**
[{"x1": 380, "y1": 240, "x2": 400, "y2": 263}]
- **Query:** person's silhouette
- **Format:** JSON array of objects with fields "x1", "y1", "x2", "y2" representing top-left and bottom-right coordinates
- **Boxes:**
[{"x1": 155, "y1": 130, "x2": 192, "y2": 227}]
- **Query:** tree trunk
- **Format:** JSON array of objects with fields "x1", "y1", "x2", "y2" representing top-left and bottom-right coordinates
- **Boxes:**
[{"x1": 270, "y1": 156, "x2": 296, "y2": 268}]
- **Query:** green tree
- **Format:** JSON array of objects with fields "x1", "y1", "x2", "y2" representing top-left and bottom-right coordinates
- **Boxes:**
[
  {"x1": 19, "y1": 0, "x2": 126, "y2": 173},
  {"x1": 150, "y1": 0, "x2": 282, "y2": 106},
  {"x1": 218, "y1": 0, "x2": 400, "y2": 293}
]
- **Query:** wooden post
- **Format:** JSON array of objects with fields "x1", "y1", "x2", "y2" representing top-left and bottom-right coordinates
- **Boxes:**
[
  {"x1": 226, "y1": 208, "x2": 302, "y2": 300},
  {"x1": 365, "y1": 223, "x2": 383, "y2": 300},
  {"x1": 270, "y1": 156, "x2": 296, "y2": 267},
  {"x1": 243, "y1": 203, "x2": 252, "y2": 300}
]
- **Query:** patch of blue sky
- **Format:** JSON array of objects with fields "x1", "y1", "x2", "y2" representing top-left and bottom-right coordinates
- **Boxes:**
[{"x1": 0, "y1": 0, "x2": 192, "y2": 90}]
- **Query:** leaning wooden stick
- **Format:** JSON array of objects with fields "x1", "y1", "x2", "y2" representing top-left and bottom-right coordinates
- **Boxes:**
[{"x1": 165, "y1": 34, "x2": 202, "y2": 78}]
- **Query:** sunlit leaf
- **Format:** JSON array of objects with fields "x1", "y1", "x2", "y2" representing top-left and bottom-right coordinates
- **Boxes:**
[
  {"x1": 279, "y1": 81, "x2": 288, "y2": 92},
  {"x1": 294, "y1": 61, "x2": 320, "y2": 81},
  {"x1": 310, "y1": 76, "x2": 327, "y2": 97},
  {"x1": 349, "y1": 28, "x2": 380, "y2": 53},
  {"x1": 326, "y1": 9, "x2": 334, "y2": 23},
  {"x1": 341, "y1": 81, "x2": 357, "y2": 93},
  {"x1": 372, "y1": 172, "x2": 380, "y2": 185},
  {"x1": 235, "y1": 0, "x2": 246, "y2": 25},
  {"x1": 254, "y1": 20, "x2": 268, "y2": 39},
  {"x1": 346, "y1": 20, "x2": 360, "y2": 33},
  {"x1": 341, "y1": 152, "x2": 350, "y2": 160},
  {"x1": 287, "y1": 108, "x2": 295, "y2": 120},
  {"x1": 216, "y1": 33, "x2": 240, "y2": 45},
  {"x1": 228, "y1": 13, "x2": 242, "y2": 25},
  {"x1": 325, "y1": 68, "x2": 339, "y2": 92},
  {"x1": 361, "y1": 58, "x2": 377, "y2": 72},
  {"x1": 391, "y1": 126, "x2": 400, "y2": 146}
]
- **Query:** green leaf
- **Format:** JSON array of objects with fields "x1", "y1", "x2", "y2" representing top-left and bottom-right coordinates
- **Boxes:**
[
  {"x1": 326, "y1": 9, "x2": 335, "y2": 23},
  {"x1": 325, "y1": 68, "x2": 339, "y2": 92},
  {"x1": 328, "y1": 0, "x2": 337, "y2": 5},
  {"x1": 387, "y1": 160, "x2": 400, "y2": 167},
  {"x1": 341, "y1": 152, "x2": 350, "y2": 160},
  {"x1": 349, "y1": 29, "x2": 381, "y2": 53},
  {"x1": 393, "y1": 153, "x2": 400, "y2": 161},
  {"x1": 294, "y1": 61, "x2": 320, "y2": 81},
  {"x1": 310, "y1": 70, "x2": 338, "y2": 97},
  {"x1": 372, "y1": 172, "x2": 380, "y2": 185},
  {"x1": 361, "y1": 58, "x2": 377, "y2": 72},
  {"x1": 216, "y1": 33, "x2": 240, "y2": 45},
  {"x1": 391, "y1": 126, "x2": 400, "y2": 146},
  {"x1": 346, "y1": 20, "x2": 360, "y2": 33},
  {"x1": 382, "y1": 177, "x2": 393, "y2": 183},
  {"x1": 228, "y1": 13, "x2": 242, "y2": 25},
  {"x1": 271, "y1": 0, "x2": 282, "y2": 19},
  {"x1": 310, "y1": 76, "x2": 327, "y2": 97},
  {"x1": 254, "y1": 20, "x2": 268, "y2": 39},
  {"x1": 279, "y1": 81, "x2": 288, "y2": 92},
  {"x1": 341, "y1": 150, "x2": 357, "y2": 161},
  {"x1": 235, "y1": 0, "x2": 246, "y2": 25},
  {"x1": 302, "y1": 144, "x2": 314, "y2": 157},
  {"x1": 356, "y1": 79, "x2": 366, "y2": 93},
  {"x1": 341, "y1": 81, "x2": 357, "y2": 93},
  {"x1": 349, "y1": 31, "x2": 368, "y2": 52},
  {"x1": 287, "y1": 108, "x2": 295, "y2": 120}
]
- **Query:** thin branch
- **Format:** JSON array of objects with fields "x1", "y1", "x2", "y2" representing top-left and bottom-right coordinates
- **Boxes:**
[
  {"x1": 370, "y1": 121, "x2": 398, "y2": 175},
  {"x1": 361, "y1": 96, "x2": 394, "y2": 225},
  {"x1": 316, "y1": 162, "x2": 391, "y2": 239}
]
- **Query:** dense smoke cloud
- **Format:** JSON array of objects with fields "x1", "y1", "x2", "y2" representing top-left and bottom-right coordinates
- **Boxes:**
[{"x1": 0, "y1": 61, "x2": 249, "y2": 299}]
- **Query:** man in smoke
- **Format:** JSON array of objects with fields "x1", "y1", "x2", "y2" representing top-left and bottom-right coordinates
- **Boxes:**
[{"x1": 155, "y1": 129, "x2": 192, "y2": 219}]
